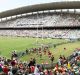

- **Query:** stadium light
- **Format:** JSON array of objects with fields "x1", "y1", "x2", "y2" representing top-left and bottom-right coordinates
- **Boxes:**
[{"x1": 36, "y1": 11, "x2": 39, "y2": 44}]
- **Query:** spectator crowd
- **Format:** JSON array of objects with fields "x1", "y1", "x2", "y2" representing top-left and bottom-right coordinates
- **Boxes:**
[
  {"x1": 0, "y1": 48, "x2": 79, "y2": 75},
  {"x1": 0, "y1": 29, "x2": 80, "y2": 39}
]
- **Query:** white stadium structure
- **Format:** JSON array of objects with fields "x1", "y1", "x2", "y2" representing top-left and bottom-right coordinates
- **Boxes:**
[{"x1": 0, "y1": 1, "x2": 80, "y2": 39}]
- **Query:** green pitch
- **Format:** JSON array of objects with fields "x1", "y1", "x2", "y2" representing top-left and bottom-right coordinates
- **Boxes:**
[{"x1": 0, "y1": 36, "x2": 80, "y2": 64}]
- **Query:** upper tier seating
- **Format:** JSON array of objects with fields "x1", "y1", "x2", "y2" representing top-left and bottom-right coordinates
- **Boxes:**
[{"x1": 0, "y1": 13, "x2": 80, "y2": 28}]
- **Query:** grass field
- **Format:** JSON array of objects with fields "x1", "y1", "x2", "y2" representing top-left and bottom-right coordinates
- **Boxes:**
[{"x1": 0, "y1": 36, "x2": 80, "y2": 64}]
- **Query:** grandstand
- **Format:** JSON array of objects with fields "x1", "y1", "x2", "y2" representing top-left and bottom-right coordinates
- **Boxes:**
[{"x1": 0, "y1": 1, "x2": 80, "y2": 39}]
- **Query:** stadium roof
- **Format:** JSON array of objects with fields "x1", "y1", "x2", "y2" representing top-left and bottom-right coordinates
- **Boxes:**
[{"x1": 0, "y1": 1, "x2": 80, "y2": 18}]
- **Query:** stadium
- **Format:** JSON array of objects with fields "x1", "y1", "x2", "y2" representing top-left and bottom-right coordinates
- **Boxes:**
[{"x1": 0, "y1": 1, "x2": 80, "y2": 75}]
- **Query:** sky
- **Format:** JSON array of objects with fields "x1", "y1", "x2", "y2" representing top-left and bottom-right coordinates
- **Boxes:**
[{"x1": 0, "y1": 0, "x2": 80, "y2": 12}]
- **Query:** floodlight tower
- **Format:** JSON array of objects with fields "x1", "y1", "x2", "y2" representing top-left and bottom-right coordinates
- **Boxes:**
[
  {"x1": 36, "y1": 11, "x2": 39, "y2": 45},
  {"x1": 42, "y1": 12, "x2": 44, "y2": 42}
]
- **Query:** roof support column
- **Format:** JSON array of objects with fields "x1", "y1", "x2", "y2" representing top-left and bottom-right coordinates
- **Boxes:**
[
  {"x1": 21, "y1": 14, "x2": 23, "y2": 17},
  {"x1": 48, "y1": 10, "x2": 50, "y2": 14},
  {"x1": 6, "y1": 17, "x2": 8, "y2": 21},
  {"x1": 67, "y1": 9, "x2": 69, "y2": 13},
  {"x1": 1, "y1": 18, "x2": 2, "y2": 22},
  {"x1": 61, "y1": 9, "x2": 63, "y2": 16},
  {"x1": 74, "y1": 9, "x2": 76, "y2": 14},
  {"x1": 61, "y1": 9, "x2": 63, "y2": 13},
  {"x1": 16, "y1": 15, "x2": 17, "y2": 19},
  {"x1": 0, "y1": 19, "x2": 1, "y2": 22},
  {"x1": 32, "y1": 12, "x2": 33, "y2": 15},
  {"x1": 43, "y1": 11, "x2": 44, "y2": 14},
  {"x1": 54, "y1": 9, "x2": 56, "y2": 13}
]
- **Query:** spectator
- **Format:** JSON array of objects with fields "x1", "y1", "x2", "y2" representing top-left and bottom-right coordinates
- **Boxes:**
[{"x1": 34, "y1": 65, "x2": 40, "y2": 75}]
